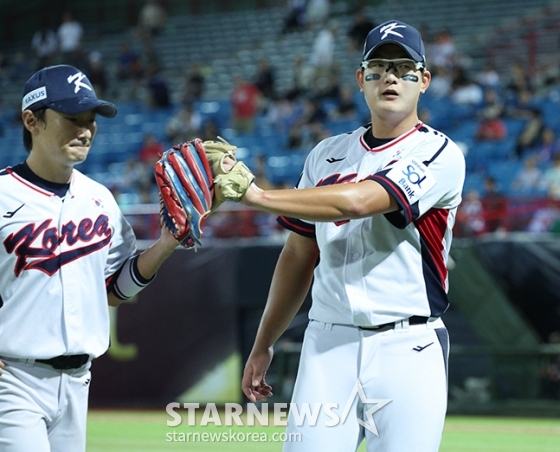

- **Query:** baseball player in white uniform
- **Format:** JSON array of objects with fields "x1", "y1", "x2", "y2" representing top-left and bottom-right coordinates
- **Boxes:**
[
  {"x1": 241, "y1": 21, "x2": 465, "y2": 451},
  {"x1": 0, "y1": 65, "x2": 179, "y2": 452}
]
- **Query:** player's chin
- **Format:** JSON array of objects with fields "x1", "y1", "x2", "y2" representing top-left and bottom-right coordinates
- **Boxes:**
[{"x1": 68, "y1": 146, "x2": 91, "y2": 162}]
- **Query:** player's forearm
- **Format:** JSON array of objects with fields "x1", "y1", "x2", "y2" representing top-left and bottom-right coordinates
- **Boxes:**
[
  {"x1": 243, "y1": 180, "x2": 397, "y2": 221},
  {"x1": 252, "y1": 235, "x2": 318, "y2": 351},
  {"x1": 135, "y1": 234, "x2": 178, "y2": 280}
]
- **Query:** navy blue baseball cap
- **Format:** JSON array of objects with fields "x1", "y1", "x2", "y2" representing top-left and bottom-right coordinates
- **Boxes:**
[
  {"x1": 22, "y1": 64, "x2": 117, "y2": 118},
  {"x1": 362, "y1": 20, "x2": 426, "y2": 66}
]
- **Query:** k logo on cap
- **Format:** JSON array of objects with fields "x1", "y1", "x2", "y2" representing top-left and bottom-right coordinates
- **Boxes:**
[
  {"x1": 362, "y1": 20, "x2": 426, "y2": 68},
  {"x1": 22, "y1": 64, "x2": 117, "y2": 118}
]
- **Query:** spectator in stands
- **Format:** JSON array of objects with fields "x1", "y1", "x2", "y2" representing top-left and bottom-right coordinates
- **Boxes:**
[
  {"x1": 427, "y1": 28, "x2": 458, "y2": 74},
  {"x1": 138, "y1": 133, "x2": 165, "y2": 166},
  {"x1": 85, "y1": 51, "x2": 108, "y2": 98},
  {"x1": 481, "y1": 176, "x2": 507, "y2": 233},
  {"x1": 475, "y1": 108, "x2": 507, "y2": 141},
  {"x1": 230, "y1": 75, "x2": 261, "y2": 134},
  {"x1": 292, "y1": 97, "x2": 329, "y2": 148},
  {"x1": 427, "y1": 65, "x2": 453, "y2": 99},
  {"x1": 504, "y1": 89, "x2": 537, "y2": 120},
  {"x1": 297, "y1": 97, "x2": 327, "y2": 129},
  {"x1": 116, "y1": 42, "x2": 143, "y2": 81},
  {"x1": 266, "y1": 96, "x2": 299, "y2": 134},
  {"x1": 479, "y1": 88, "x2": 505, "y2": 120},
  {"x1": 285, "y1": 55, "x2": 311, "y2": 101},
  {"x1": 347, "y1": 7, "x2": 375, "y2": 53},
  {"x1": 254, "y1": 59, "x2": 276, "y2": 102},
  {"x1": 329, "y1": 85, "x2": 357, "y2": 120},
  {"x1": 316, "y1": 72, "x2": 341, "y2": 102},
  {"x1": 456, "y1": 189, "x2": 486, "y2": 237},
  {"x1": 182, "y1": 62, "x2": 206, "y2": 104},
  {"x1": 31, "y1": 27, "x2": 58, "y2": 71},
  {"x1": 511, "y1": 154, "x2": 543, "y2": 194},
  {"x1": 140, "y1": 40, "x2": 162, "y2": 75},
  {"x1": 145, "y1": 64, "x2": 171, "y2": 108},
  {"x1": 505, "y1": 60, "x2": 534, "y2": 97},
  {"x1": 253, "y1": 154, "x2": 275, "y2": 191},
  {"x1": 138, "y1": 0, "x2": 167, "y2": 40},
  {"x1": 200, "y1": 118, "x2": 221, "y2": 142},
  {"x1": 308, "y1": 20, "x2": 338, "y2": 85},
  {"x1": 514, "y1": 109, "x2": 545, "y2": 159},
  {"x1": 541, "y1": 153, "x2": 560, "y2": 200},
  {"x1": 306, "y1": 0, "x2": 330, "y2": 27},
  {"x1": 165, "y1": 102, "x2": 202, "y2": 144},
  {"x1": 450, "y1": 67, "x2": 484, "y2": 106},
  {"x1": 57, "y1": 11, "x2": 84, "y2": 66},
  {"x1": 476, "y1": 63, "x2": 501, "y2": 91},
  {"x1": 281, "y1": 0, "x2": 307, "y2": 34},
  {"x1": 536, "y1": 127, "x2": 560, "y2": 163},
  {"x1": 287, "y1": 123, "x2": 305, "y2": 149},
  {"x1": 119, "y1": 158, "x2": 153, "y2": 197}
]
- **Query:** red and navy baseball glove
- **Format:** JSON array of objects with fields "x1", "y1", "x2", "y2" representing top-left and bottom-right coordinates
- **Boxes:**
[{"x1": 154, "y1": 140, "x2": 214, "y2": 249}]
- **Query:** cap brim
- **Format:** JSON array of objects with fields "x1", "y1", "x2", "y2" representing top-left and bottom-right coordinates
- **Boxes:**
[
  {"x1": 47, "y1": 97, "x2": 118, "y2": 118},
  {"x1": 363, "y1": 40, "x2": 424, "y2": 64}
]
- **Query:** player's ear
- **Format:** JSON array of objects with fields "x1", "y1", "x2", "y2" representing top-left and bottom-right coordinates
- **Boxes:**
[
  {"x1": 22, "y1": 110, "x2": 40, "y2": 133},
  {"x1": 356, "y1": 69, "x2": 364, "y2": 92},
  {"x1": 420, "y1": 69, "x2": 431, "y2": 94}
]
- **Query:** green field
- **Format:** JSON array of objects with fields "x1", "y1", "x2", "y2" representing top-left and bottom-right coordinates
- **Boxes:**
[{"x1": 87, "y1": 410, "x2": 560, "y2": 452}]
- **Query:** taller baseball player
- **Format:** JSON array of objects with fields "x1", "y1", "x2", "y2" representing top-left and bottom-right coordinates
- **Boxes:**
[
  {"x1": 0, "y1": 65, "x2": 179, "y2": 452},
  {"x1": 238, "y1": 20, "x2": 466, "y2": 451}
]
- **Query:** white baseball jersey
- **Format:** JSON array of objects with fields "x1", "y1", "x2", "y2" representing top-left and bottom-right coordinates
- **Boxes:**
[
  {"x1": 0, "y1": 164, "x2": 136, "y2": 360},
  {"x1": 278, "y1": 122, "x2": 466, "y2": 327}
]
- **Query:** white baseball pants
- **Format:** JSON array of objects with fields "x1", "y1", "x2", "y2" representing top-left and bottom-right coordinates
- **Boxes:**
[
  {"x1": 283, "y1": 318, "x2": 449, "y2": 452},
  {"x1": 0, "y1": 357, "x2": 91, "y2": 452}
]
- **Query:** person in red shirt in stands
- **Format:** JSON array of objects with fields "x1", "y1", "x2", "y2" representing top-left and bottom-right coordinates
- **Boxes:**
[
  {"x1": 138, "y1": 133, "x2": 164, "y2": 165},
  {"x1": 231, "y1": 75, "x2": 261, "y2": 134}
]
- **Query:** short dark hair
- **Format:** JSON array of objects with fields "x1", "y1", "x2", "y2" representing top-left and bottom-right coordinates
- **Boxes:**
[{"x1": 23, "y1": 108, "x2": 47, "y2": 152}]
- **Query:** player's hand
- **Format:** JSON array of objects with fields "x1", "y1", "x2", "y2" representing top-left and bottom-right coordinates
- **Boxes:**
[
  {"x1": 0, "y1": 360, "x2": 4, "y2": 377},
  {"x1": 242, "y1": 347, "x2": 274, "y2": 402},
  {"x1": 222, "y1": 155, "x2": 236, "y2": 172}
]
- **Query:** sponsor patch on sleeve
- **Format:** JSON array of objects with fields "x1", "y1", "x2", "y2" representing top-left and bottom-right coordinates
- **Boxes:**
[{"x1": 384, "y1": 158, "x2": 436, "y2": 204}]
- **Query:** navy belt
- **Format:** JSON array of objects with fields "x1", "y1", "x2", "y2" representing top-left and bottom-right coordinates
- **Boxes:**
[
  {"x1": 36, "y1": 354, "x2": 90, "y2": 369},
  {"x1": 359, "y1": 316, "x2": 429, "y2": 331}
]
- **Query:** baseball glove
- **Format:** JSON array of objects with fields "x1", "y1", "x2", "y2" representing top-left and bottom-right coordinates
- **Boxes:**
[
  {"x1": 201, "y1": 136, "x2": 239, "y2": 212},
  {"x1": 214, "y1": 161, "x2": 255, "y2": 203},
  {"x1": 154, "y1": 140, "x2": 214, "y2": 249},
  {"x1": 202, "y1": 136, "x2": 238, "y2": 175}
]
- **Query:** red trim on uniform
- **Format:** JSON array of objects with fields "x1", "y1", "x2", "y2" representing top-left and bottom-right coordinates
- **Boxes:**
[
  {"x1": 360, "y1": 122, "x2": 424, "y2": 152},
  {"x1": 7, "y1": 169, "x2": 55, "y2": 197},
  {"x1": 369, "y1": 174, "x2": 413, "y2": 222},
  {"x1": 278, "y1": 216, "x2": 315, "y2": 235},
  {"x1": 415, "y1": 208, "x2": 450, "y2": 290}
]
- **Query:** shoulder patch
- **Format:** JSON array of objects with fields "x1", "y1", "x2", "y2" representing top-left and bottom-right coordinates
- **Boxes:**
[{"x1": 384, "y1": 157, "x2": 436, "y2": 204}]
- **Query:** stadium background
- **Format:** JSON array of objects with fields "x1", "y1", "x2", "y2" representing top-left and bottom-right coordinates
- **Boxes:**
[{"x1": 0, "y1": 0, "x2": 559, "y2": 429}]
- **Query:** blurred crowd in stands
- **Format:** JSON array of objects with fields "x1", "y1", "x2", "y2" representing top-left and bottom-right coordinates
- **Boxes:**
[{"x1": 1, "y1": 1, "x2": 560, "y2": 240}]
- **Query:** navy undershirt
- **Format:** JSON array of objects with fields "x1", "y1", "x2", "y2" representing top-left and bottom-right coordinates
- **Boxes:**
[
  {"x1": 363, "y1": 126, "x2": 393, "y2": 149},
  {"x1": 11, "y1": 162, "x2": 70, "y2": 198}
]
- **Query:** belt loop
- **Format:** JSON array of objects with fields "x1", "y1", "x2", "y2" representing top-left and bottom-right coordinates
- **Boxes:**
[
  {"x1": 395, "y1": 318, "x2": 410, "y2": 331},
  {"x1": 310, "y1": 320, "x2": 333, "y2": 331}
]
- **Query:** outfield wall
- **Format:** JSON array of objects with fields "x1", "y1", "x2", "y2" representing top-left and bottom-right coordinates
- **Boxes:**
[{"x1": 89, "y1": 235, "x2": 560, "y2": 414}]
